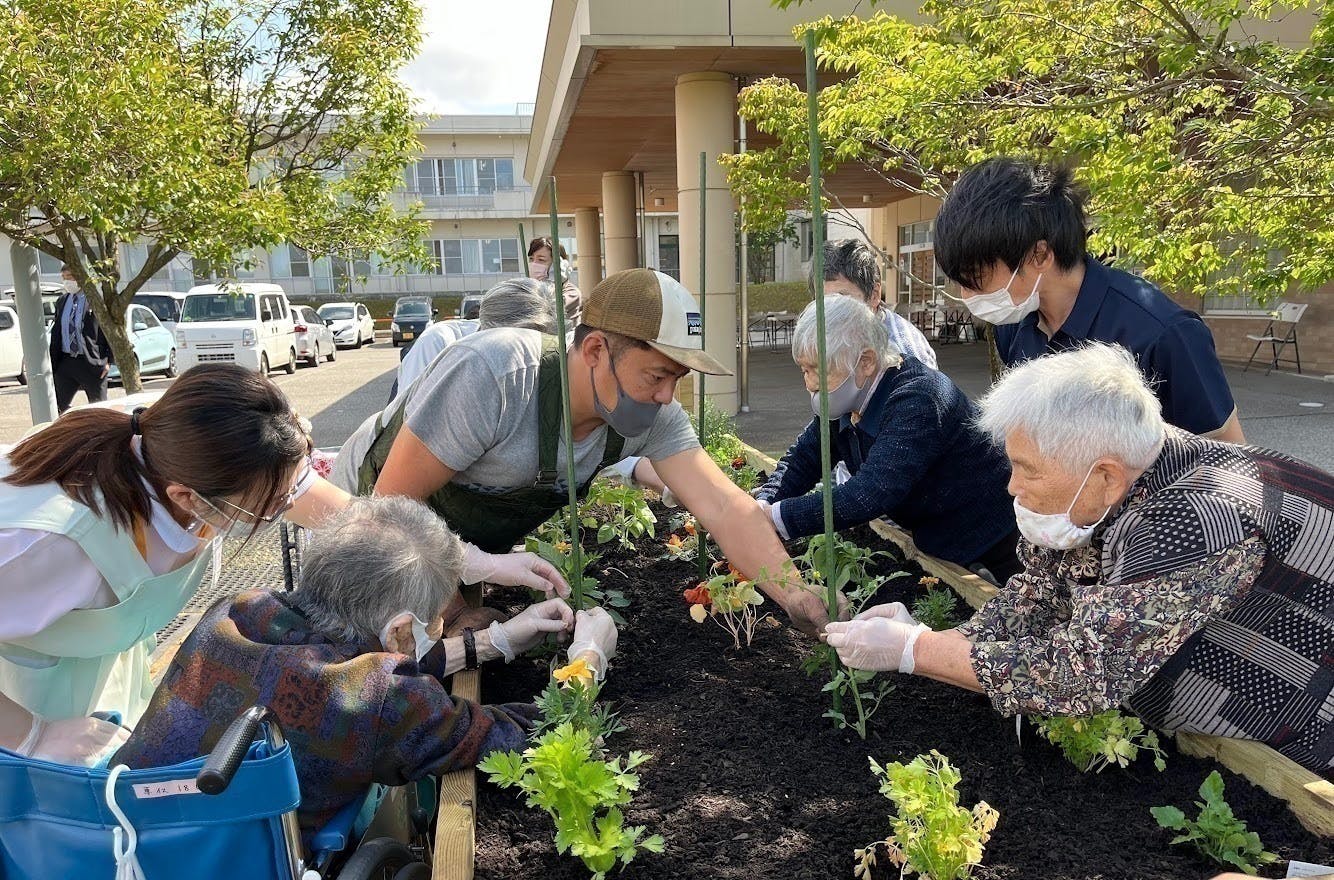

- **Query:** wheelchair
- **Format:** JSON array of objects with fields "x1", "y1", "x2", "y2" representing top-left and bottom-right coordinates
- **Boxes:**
[{"x1": 0, "y1": 706, "x2": 433, "y2": 880}]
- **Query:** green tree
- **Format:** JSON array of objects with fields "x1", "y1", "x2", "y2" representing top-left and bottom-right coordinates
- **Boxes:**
[
  {"x1": 724, "y1": 0, "x2": 1334, "y2": 305},
  {"x1": 0, "y1": 0, "x2": 425, "y2": 392}
]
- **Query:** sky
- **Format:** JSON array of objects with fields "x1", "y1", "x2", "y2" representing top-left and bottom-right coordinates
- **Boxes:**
[{"x1": 399, "y1": 0, "x2": 552, "y2": 115}]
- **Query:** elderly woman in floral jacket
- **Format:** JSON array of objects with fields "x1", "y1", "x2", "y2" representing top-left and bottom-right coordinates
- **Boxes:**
[{"x1": 827, "y1": 343, "x2": 1334, "y2": 778}]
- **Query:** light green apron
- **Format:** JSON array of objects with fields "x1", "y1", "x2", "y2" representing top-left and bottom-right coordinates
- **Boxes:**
[{"x1": 0, "y1": 464, "x2": 212, "y2": 725}]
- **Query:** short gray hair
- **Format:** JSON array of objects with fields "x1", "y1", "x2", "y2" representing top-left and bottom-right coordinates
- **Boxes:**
[
  {"x1": 479, "y1": 278, "x2": 556, "y2": 333},
  {"x1": 977, "y1": 343, "x2": 1166, "y2": 474},
  {"x1": 291, "y1": 496, "x2": 464, "y2": 642},
  {"x1": 791, "y1": 295, "x2": 901, "y2": 375}
]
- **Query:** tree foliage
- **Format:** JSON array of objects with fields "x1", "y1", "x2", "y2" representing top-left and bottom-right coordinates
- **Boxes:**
[
  {"x1": 724, "y1": 0, "x2": 1334, "y2": 304},
  {"x1": 0, "y1": 0, "x2": 425, "y2": 391}
]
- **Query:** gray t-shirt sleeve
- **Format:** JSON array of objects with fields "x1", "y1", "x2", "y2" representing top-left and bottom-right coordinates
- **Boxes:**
[
  {"x1": 626, "y1": 401, "x2": 700, "y2": 463},
  {"x1": 404, "y1": 346, "x2": 504, "y2": 473}
]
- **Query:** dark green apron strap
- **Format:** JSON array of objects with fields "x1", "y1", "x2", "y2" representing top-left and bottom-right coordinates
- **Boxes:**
[{"x1": 535, "y1": 337, "x2": 562, "y2": 490}]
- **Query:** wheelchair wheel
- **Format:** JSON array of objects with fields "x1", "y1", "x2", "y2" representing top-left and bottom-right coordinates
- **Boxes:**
[
  {"x1": 334, "y1": 838, "x2": 422, "y2": 880},
  {"x1": 391, "y1": 865, "x2": 430, "y2": 880}
]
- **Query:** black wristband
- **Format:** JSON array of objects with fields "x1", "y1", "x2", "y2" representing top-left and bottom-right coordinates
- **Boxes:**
[{"x1": 462, "y1": 627, "x2": 478, "y2": 670}]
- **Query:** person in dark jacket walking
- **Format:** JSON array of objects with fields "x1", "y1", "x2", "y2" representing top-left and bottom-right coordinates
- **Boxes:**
[
  {"x1": 755, "y1": 296, "x2": 1020, "y2": 584},
  {"x1": 49, "y1": 264, "x2": 113, "y2": 412}
]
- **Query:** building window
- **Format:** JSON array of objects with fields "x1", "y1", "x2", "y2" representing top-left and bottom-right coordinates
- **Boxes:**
[
  {"x1": 409, "y1": 158, "x2": 519, "y2": 196},
  {"x1": 898, "y1": 220, "x2": 932, "y2": 247},
  {"x1": 429, "y1": 238, "x2": 520, "y2": 275},
  {"x1": 37, "y1": 250, "x2": 64, "y2": 275},
  {"x1": 288, "y1": 245, "x2": 311, "y2": 278},
  {"x1": 799, "y1": 220, "x2": 813, "y2": 262}
]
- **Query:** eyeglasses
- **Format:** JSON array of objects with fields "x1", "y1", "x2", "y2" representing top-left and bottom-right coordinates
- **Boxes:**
[{"x1": 193, "y1": 462, "x2": 309, "y2": 525}]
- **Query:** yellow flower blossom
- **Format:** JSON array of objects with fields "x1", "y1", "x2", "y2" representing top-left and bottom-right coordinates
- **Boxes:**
[{"x1": 553, "y1": 657, "x2": 594, "y2": 687}]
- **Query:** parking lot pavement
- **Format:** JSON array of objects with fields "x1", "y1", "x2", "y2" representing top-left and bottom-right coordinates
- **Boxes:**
[{"x1": 0, "y1": 339, "x2": 401, "y2": 447}]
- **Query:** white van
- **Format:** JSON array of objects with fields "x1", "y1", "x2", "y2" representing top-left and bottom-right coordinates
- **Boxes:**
[
  {"x1": 175, "y1": 283, "x2": 298, "y2": 375},
  {"x1": 132, "y1": 291, "x2": 188, "y2": 335},
  {"x1": 0, "y1": 304, "x2": 28, "y2": 385}
]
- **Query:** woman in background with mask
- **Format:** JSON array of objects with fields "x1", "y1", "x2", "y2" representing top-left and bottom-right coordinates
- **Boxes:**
[
  {"x1": 754, "y1": 295, "x2": 1019, "y2": 581},
  {"x1": 0, "y1": 364, "x2": 345, "y2": 765},
  {"x1": 526, "y1": 236, "x2": 582, "y2": 322},
  {"x1": 825, "y1": 345, "x2": 1334, "y2": 780}
]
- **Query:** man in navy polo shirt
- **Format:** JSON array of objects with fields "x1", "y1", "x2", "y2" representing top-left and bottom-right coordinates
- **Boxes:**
[{"x1": 933, "y1": 157, "x2": 1244, "y2": 443}]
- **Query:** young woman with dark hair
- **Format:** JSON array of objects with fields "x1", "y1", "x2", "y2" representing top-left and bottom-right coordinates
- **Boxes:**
[
  {"x1": 0, "y1": 364, "x2": 350, "y2": 766},
  {"x1": 526, "y1": 236, "x2": 583, "y2": 322}
]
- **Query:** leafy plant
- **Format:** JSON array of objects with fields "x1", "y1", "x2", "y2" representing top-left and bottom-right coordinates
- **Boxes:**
[
  {"x1": 683, "y1": 562, "x2": 771, "y2": 650},
  {"x1": 479, "y1": 723, "x2": 666, "y2": 880},
  {"x1": 1034, "y1": 710, "x2": 1168, "y2": 773},
  {"x1": 525, "y1": 536, "x2": 630, "y2": 624},
  {"x1": 796, "y1": 533, "x2": 909, "y2": 738},
  {"x1": 912, "y1": 577, "x2": 961, "y2": 632},
  {"x1": 658, "y1": 515, "x2": 707, "y2": 562},
  {"x1": 1151, "y1": 771, "x2": 1277, "y2": 875},
  {"x1": 856, "y1": 751, "x2": 998, "y2": 880},
  {"x1": 580, "y1": 479, "x2": 657, "y2": 550},
  {"x1": 533, "y1": 674, "x2": 626, "y2": 745},
  {"x1": 690, "y1": 399, "x2": 759, "y2": 491}
]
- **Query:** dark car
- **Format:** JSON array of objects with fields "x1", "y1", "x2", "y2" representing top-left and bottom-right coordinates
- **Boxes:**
[{"x1": 391, "y1": 297, "x2": 435, "y2": 347}]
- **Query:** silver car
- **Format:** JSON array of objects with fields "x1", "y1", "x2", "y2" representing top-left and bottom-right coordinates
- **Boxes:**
[{"x1": 294, "y1": 305, "x2": 336, "y2": 367}]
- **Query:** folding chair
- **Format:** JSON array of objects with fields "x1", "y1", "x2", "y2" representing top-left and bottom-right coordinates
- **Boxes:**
[{"x1": 1244, "y1": 302, "x2": 1307, "y2": 375}]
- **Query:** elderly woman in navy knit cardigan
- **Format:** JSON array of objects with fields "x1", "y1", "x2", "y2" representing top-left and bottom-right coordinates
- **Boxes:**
[{"x1": 755, "y1": 296, "x2": 1021, "y2": 584}]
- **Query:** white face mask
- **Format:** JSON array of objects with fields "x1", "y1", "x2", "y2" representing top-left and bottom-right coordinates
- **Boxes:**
[
  {"x1": 1013, "y1": 462, "x2": 1111, "y2": 550},
  {"x1": 528, "y1": 261, "x2": 549, "y2": 281},
  {"x1": 379, "y1": 611, "x2": 438, "y2": 662},
  {"x1": 961, "y1": 267, "x2": 1041, "y2": 325},
  {"x1": 62, "y1": 279, "x2": 79, "y2": 294}
]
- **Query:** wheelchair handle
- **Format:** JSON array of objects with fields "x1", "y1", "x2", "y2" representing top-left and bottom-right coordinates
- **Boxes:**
[{"x1": 197, "y1": 706, "x2": 275, "y2": 795}]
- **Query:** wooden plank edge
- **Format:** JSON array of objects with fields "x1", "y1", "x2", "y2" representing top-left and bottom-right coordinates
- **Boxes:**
[
  {"x1": 739, "y1": 441, "x2": 1333, "y2": 838},
  {"x1": 436, "y1": 583, "x2": 483, "y2": 879}
]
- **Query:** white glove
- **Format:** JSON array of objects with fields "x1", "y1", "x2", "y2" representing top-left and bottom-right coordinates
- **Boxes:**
[
  {"x1": 853, "y1": 602, "x2": 918, "y2": 625},
  {"x1": 568, "y1": 607, "x2": 618, "y2": 680},
  {"x1": 661, "y1": 485, "x2": 679, "y2": 508},
  {"x1": 461, "y1": 544, "x2": 570, "y2": 597},
  {"x1": 756, "y1": 497, "x2": 790, "y2": 540},
  {"x1": 824, "y1": 618, "x2": 930, "y2": 673},
  {"x1": 490, "y1": 598, "x2": 574, "y2": 660},
  {"x1": 18, "y1": 715, "x2": 131, "y2": 766}
]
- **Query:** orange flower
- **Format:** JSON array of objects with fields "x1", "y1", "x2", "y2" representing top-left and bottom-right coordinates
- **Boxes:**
[
  {"x1": 726, "y1": 563, "x2": 749, "y2": 584},
  {"x1": 731, "y1": 456, "x2": 747, "y2": 470},
  {"x1": 555, "y1": 540, "x2": 572, "y2": 554},
  {"x1": 683, "y1": 520, "x2": 697, "y2": 536},
  {"x1": 667, "y1": 534, "x2": 683, "y2": 548},
  {"x1": 553, "y1": 658, "x2": 595, "y2": 688},
  {"x1": 683, "y1": 582, "x2": 711, "y2": 606},
  {"x1": 919, "y1": 576, "x2": 940, "y2": 588}
]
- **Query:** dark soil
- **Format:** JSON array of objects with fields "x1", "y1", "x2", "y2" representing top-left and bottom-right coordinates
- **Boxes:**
[{"x1": 474, "y1": 520, "x2": 1333, "y2": 880}]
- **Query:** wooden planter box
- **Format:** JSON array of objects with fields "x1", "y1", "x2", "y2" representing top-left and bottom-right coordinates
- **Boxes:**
[{"x1": 740, "y1": 442, "x2": 1334, "y2": 838}]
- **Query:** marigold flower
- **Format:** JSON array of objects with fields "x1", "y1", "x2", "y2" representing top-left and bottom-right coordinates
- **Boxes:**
[
  {"x1": 553, "y1": 658, "x2": 594, "y2": 687},
  {"x1": 919, "y1": 576, "x2": 940, "y2": 588},
  {"x1": 683, "y1": 582, "x2": 711, "y2": 606},
  {"x1": 667, "y1": 534, "x2": 683, "y2": 547},
  {"x1": 731, "y1": 456, "x2": 747, "y2": 470},
  {"x1": 683, "y1": 520, "x2": 697, "y2": 536},
  {"x1": 555, "y1": 540, "x2": 572, "y2": 554}
]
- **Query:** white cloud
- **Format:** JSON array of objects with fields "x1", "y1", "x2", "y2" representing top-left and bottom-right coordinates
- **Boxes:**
[{"x1": 400, "y1": 0, "x2": 551, "y2": 115}]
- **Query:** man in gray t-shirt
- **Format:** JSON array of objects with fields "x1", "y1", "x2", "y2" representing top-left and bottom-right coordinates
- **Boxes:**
[{"x1": 341, "y1": 269, "x2": 836, "y2": 636}]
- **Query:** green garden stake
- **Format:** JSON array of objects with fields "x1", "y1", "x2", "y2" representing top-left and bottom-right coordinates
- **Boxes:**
[
  {"x1": 805, "y1": 27, "x2": 844, "y2": 721},
  {"x1": 547, "y1": 178, "x2": 584, "y2": 608},
  {"x1": 518, "y1": 222, "x2": 530, "y2": 278},
  {"x1": 696, "y1": 150, "x2": 710, "y2": 581}
]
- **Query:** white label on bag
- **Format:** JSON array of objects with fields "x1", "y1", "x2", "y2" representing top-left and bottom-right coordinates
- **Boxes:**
[
  {"x1": 133, "y1": 779, "x2": 201, "y2": 799},
  {"x1": 1286, "y1": 862, "x2": 1334, "y2": 878}
]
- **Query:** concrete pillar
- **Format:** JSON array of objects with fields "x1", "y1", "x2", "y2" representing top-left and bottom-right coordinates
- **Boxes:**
[
  {"x1": 601, "y1": 171, "x2": 639, "y2": 275},
  {"x1": 8, "y1": 241, "x2": 56, "y2": 424},
  {"x1": 574, "y1": 207, "x2": 603, "y2": 289},
  {"x1": 675, "y1": 71, "x2": 738, "y2": 414}
]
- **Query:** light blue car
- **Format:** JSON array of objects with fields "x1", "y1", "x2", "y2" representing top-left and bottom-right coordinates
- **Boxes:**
[{"x1": 109, "y1": 302, "x2": 178, "y2": 381}]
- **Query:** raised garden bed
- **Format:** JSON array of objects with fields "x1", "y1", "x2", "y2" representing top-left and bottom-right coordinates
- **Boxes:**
[{"x1": 473, "y1": 517, "x2": 1333, "y2": 880}]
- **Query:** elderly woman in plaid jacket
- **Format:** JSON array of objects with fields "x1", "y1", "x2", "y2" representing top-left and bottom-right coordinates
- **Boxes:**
[{"x1": 827, "y1": 343, "x2": 1333, "y2": 779}]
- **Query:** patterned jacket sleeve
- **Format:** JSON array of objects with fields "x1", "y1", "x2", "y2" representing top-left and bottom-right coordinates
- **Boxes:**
[
  {"x1": 370, "y1": 664, "x2": 540, "y2": 785},
  {"x1": 966, "y1": 535, "x2": 1267, "y2": 717},
  {"x1": 957, "y1": 542, "x2": 1063, "y2": 643}
]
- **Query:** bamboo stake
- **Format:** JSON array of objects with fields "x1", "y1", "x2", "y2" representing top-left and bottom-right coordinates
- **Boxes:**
[
  {"x1": 804, "y1": 28, "x2": 842, "y2": 720},
  {"x1": 548, "y1": 178, "x2": 584, "y2": 607},
  {"x1": 804, "y1": 30, "x2": 835, "y2": 615},
  {"x1": 518, "y1": 222, "x2": 529, "y2": 278},
  {"x1": 697, "y1": 150, "x2": 710, "y2": 581}
]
